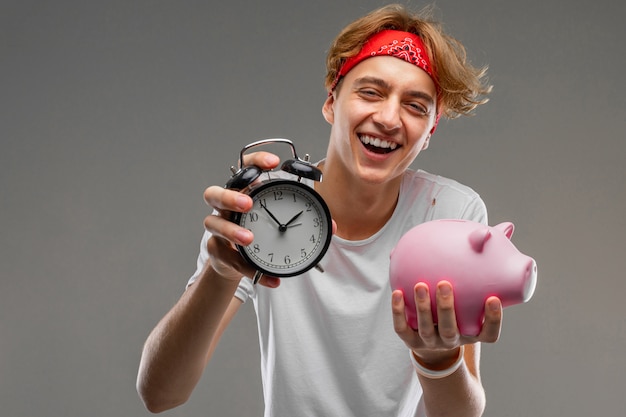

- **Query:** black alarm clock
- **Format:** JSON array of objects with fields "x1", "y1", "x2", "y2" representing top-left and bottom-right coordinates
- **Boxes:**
[{"x1": 225, "y1": 139, "x2": 332, "y2": 284}]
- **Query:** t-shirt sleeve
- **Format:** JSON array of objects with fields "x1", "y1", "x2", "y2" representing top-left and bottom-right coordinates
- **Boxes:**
[
  {"x1": 426, "y1": 182, "x2": 488, "y2": 225},
  {"x1": 460, "y1": 195, "x2": 488, "y2": 225}
]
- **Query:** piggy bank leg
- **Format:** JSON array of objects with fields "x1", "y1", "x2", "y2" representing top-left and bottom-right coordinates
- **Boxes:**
[
  {"x1": 457, "y1": 297, "x2": 503, "y2": 339},
  {"x1": 456, "y1": 312, "x2": 484, "y2": 337}
]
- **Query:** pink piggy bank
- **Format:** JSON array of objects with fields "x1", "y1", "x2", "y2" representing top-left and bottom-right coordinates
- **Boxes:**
[{"x1": 389, "y1": 219, "x2": 537, "y2": 336}]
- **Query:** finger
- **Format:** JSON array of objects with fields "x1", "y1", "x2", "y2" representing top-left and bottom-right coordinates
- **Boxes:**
[
  {"x1": 391, "y1": 290, "x2": 411, "y2": 335},
  {"x1": 414, "y1": 283, "x2": 437, "y2": 344},
  {"x1": 204, "y1": 186, "x2": 252, "y2": 213},
  {"x1": 204, "y1": 212, "x2": 253, "y2": 247},
  {"x1": 242, "y1": 151, "x2": 280, "y2": 170},
  {"x1": 435, "y1": 281, "x2": 460, "y2": 346},
  {"x1": 205, "y1": 235, "x2": 255, "y2": 280},
  {"x1": 479, "y1": 296, "x2": 502, "y2": 343},
  {"x1": 257, "y1": 275, "x2": 281, "y2": 288}
]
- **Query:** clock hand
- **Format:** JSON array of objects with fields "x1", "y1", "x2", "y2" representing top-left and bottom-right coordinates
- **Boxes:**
[
  {"x1": 260, "y1": 201, "x2": 283, "y2": 228},
  {"x1": 284, "y1": 211, "x2": 303, "y2": 228}
]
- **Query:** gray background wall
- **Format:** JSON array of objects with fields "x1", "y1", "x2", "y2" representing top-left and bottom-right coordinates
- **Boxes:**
[{"x1": 2, "y1": 0, "x2": 624, "y2": 416}]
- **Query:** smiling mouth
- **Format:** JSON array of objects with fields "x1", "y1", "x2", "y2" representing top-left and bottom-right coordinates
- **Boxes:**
[{"x1": 359, "y1": 134, "x2": 399, "y2": 154}]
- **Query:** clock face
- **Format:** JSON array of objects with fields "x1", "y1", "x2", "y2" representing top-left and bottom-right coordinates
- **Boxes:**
[{"x1": 235, "y1": 179, "x2": 332, "y2": 277}]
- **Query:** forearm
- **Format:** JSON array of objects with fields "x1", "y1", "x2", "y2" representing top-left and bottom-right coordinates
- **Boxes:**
[
  {"x1": 416, "y1": 344, "x2": 486, "y2": 417},
  {"x1": 136, "y1": 266, "x2": 241, "y2": 412}
]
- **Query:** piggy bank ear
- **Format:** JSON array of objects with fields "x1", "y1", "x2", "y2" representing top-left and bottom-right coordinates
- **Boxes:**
[
  {"x1": 494, "y1": 222, "x2": 515, "y2": 239},
  {"x1": 469, "y1": 227, "x2": 491, "y2": 253}
]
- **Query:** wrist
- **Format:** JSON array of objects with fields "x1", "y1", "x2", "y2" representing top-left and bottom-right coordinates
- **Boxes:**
[
  {"x1": 195, "y1": 264, "x2": 242, "y2": 293},
  {"x1": 412, "y1": 347, "x2": 461, "y2": 368},
  {"x1": 410, "y1": 346, "x2": 465, "y2": 379}
]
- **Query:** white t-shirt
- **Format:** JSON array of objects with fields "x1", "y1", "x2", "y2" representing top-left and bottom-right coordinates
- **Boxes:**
[{"x1": 189, "y1": 168, "x2": 487, "y2": 417}]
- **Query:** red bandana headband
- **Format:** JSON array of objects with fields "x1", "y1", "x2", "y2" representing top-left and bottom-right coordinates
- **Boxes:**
[{"x1": 330, "y1": 29, "x2": 441, "y2": 133}]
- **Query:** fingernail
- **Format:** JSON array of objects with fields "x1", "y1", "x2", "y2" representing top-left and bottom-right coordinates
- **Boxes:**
[
  {"x1": 393, "y1": 292, "x2": 403, "y2": 304},
  {"x1": 416, "y1": 286, "x2": 428, "y2": 301},
  {"x1": 265, "y1": 154, "x2": 280, "y2": 165},
  {"x1": 235, "y1": 229, "x2": 252, "y2": 244},
  {"x1": 488, "y1": 298, "x2": 500, "y2": 311},
  {"x1": 236, "y1": 195, "x2": 249, "y2": 210},
  {"x1": 439, "y1": 284, "x2": 451, "y2": 297}
]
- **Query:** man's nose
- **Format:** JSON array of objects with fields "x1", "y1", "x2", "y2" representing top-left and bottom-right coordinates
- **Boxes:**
[{"x1": 372, "y1": 100, "x2": 402, "y2": 131}]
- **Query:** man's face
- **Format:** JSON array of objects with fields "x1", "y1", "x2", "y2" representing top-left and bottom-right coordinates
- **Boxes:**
[{"x1": 322, "y1": 56, "x2": 437, "y2": 185}]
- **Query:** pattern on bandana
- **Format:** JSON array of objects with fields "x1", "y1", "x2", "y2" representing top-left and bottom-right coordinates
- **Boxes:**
[{"x1": 373, "y1": 37, "x2": 431, "y2": 77}]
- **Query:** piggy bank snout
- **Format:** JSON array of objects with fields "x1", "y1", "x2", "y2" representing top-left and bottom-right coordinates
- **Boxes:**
[{"x1": 522, "y1": 258, "x2": 538, "y2": 303}]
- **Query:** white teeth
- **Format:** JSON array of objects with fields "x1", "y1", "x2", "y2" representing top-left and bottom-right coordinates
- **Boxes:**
[{"x1": 360, "y1": 135, "x2": 397, "y2": 150}]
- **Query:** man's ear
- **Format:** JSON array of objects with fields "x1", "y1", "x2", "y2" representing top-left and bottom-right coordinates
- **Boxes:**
[
  {"x1": 422, "y1": 134, "x2": 431, "y2": 150},
  {"x1": 322, "y1": 94, "x2": 335, "y2": 124}
]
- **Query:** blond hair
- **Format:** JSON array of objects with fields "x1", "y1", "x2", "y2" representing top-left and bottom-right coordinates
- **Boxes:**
[{"x1": 325, "y1": 4, "x2": 492, "y2": 118}]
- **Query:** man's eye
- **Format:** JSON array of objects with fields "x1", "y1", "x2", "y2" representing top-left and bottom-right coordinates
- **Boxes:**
[
  {"x1": 408, "y1": 103, "x2": 428, "y2": 115},
  {"x1": 358, "y1": 89, "x2": 379, "y2": 97}
]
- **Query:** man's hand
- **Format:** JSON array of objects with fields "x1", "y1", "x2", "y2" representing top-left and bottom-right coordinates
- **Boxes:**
[
  {"x1": 392, "y1": 280, "x2": 502, "y2": 364},
  {"x1": 202, "y1": 151, "x2": 282, "y2": 288}
]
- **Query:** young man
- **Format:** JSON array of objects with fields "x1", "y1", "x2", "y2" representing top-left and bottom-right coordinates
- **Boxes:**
[{"x1": 137, "y1": 4, "x2": 502, "y2": 416}]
